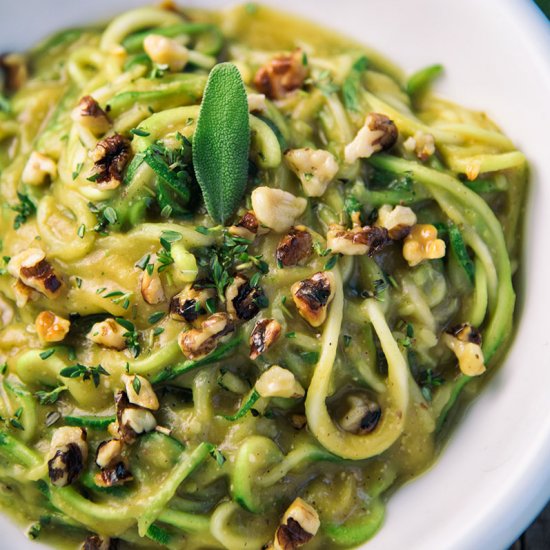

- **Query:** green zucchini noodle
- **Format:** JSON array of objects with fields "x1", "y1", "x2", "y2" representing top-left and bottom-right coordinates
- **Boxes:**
[{"x1": 0, "y1": 3, "x2": 526, "y2": 549}]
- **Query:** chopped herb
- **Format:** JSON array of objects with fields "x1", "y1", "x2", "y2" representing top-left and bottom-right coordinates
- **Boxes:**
[
  {"x1": 300, "y1": 351, "x2": 320, "y2": 364},
  {"x1": 115, "y1": 317, "x2": 141, "y2": 357},
  {"x1": 136, "y1": 253, "x2": 151, "y2": 271},
  {"x1": 77, "y1": 223, "x2": 86, "y2": 238},
  {"x1": 285, "y1": 332, "x2": 296, "y2": 339},
  {"x1": 342, "y1": 55, "x2": 368, "y2": 112},
  {"x1": 420, "y1": 368, "x2": 445, "y2": 402},
  {"x1": 39, "y1": 349, "x2": 56, "y2": 360},
  {"x1": 10, "y1": 407, "x2": 24, "y2": 431},
  {"x1": 344, "y1": 195, "x2": 362, "y2": 216},
  {"x1": 153, "y1": 327, "x2": 165, "y2": 337},
  {"x1": 130, "y1": 127, "x2": 151, "y2": 137},
  {"x1": 0, "y1": 363, "x2": 7, "y2": 375},
  {"x1": 205, "y1": 297, "x2": 216, "y2": 314},
  {"x1": 72, "y1": 162, "x2": 83, "y2": 180},
  {"x1": 302, "y1": 52, "x2": 308, "y2": 66},
  {"x1": 27, "y1": 522, "x2": 42, "y2": 540},
  {"x1": 148, "y1": 311, "x2": 165, "y2": 324},
  {"x1": 35, "y1": 385, "x2": 67, "y2": 405},
  {"x1": 315, "y1": 70, "x2": 340, "y2": 95},
  {"x1": 132, "y1": 375, "x2": 142, "y2": 395},
  {"x1": 103, "y1": 206, "x2": 118, "y2": 225},
  {"x1": 325, "y1": 255, "x2": 338, "y2": 270},
  {"x1": 59, "y1": 363, "x2": 110, "y2": 387},
  {"x1": 11, "y1": 193, "x2": 36, "y2": 230},
  {"x1": 195, "y1": 226, "x2": 210, "y2": 235},
  {"x1": 160, "y1": 230, "x2": 183, "y2": 247},
  {"x1": 343, "y1": 334, "x2": 352, "y2": 347},
  {"x1": 75, "y1": 277, "x2": 83, "y2": 288},
  {"x1": 209, "y1": 447, "x2": 226, "y2": 466}
]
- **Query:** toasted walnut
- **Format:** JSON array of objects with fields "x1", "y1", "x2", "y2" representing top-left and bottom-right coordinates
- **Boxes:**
[
  {"x1": 170, "y1": 285, "x2": 215, "y2": 323},
  {"x1": 178, "y1": 312, "x2": 234, "y2": 360},
  {"x1": 276, "y1": 227, "x2": 312, "y2": 267},
  {"x1": 0, "y1": 294, "x2": 13, "y2": 326},
  {"x1": 225, "y1": 275, "x2": 266, "y2": 321},
  {"x1": 327, "y1": 213, "x2": 390, "y2": 256},
  {"x1": 274, "y1": 498, "x2": 320, "y2": 550},
  {"x1": 249, "y1": 318, "x2": 282, "y2": 360},
  {"x1": 376, "y1": 204, "x2": 417, "y2": 240},
  {"x1": 0, "y1": 53, "x2": 27, "y2": 92},
  {"x1": 12, "y1": 279, "x2": 38, "y2": 308},
  {"x1": 82, "y1": 535, "x2": 118, "y2": 550},
  {"x1": 90, "y1": 134, "x2": 131, "y2": 190},
  {"x1": 253, "y1": 49, "x2": 308, "y2": 100},
  {"x1": 121, "y1": 373, "x2": 159, "y2": 411},
  {"x1": 87, "y1": 319, "x2": 127, "y2": 350},
  {"x1": 228, "y1": 211, "x2": 260, "y2": 241},
  {"x1": 344, "y1": 113, "x2": 398, "y2": 164},
  {"x1": 402, "y1": 224, "x2": 446, "y2": 267},
  {"x1": 115, "y1": 391, "x2": 157, "y2": 443},
  {"x1": 71, "y1": 96, "x2": 111, "y2": 136},
  {"x1": 285, "y1": 148, "x2": 339, "y2": 197},
  {"x1": 255, "y1": 365, "x2": 305, "y2": 399},
  {"x1": 248, "y1": 93, "x2": 267, "y2": 113},
  {"x1": 7, "y1": 249, "x2": 63, "y2": 298},
  {"x1": 95, "y1": 439, "x2": 124, "y2": 469},
  {"x1": 94, "y1": 461, "x2": 133, "y2": 488},
  {"x1": 403, "y1": 131, "x2": 436, "y2": 161},
  {"x1": 442, "y1": 323, "x2": 485, "y2": 376},
  {"x1": 290, "y1": 414, "x2": 307, "y2": 430},
  {"x1": 140, "y1": 265, "x2": 165, "y2": 305},
  {"x1": 338, "y1": 394, "x2": 382, "y2": 434},
  {"x1": 22, "y1": 151, "x2": 57, "y2": 186},
  {"x1": 48, "y1": 427, "x2": 88, "y2": 487},
  {"x1": 143, "y1": 34, "x2": 189, "y2": 71},
  {"x1": 35, "y1": 311, "x2": 70, "y2": 343},
  {"x1": 291, "y1": 271, "x2": 335, "y2": 327},
  {"x1": 251, "y1": 187, "x2": 307, "y2": 233}
]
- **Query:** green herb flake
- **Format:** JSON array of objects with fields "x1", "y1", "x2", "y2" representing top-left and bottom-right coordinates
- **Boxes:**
[
  {"x1": 39, "y1": 349, "x2": 56, "y2": 360},
  {"x1": 148, "y1": 311, "x2": 165, "y2": 324},
  {"x1": 130, "y1": 127, "x2": 151, "y2": 137},
  {"x1": 325, "y1": 255, "x2": 338, "y2": 270},
  {"x1": 77, "y1": 223, "x2": 86, "y2": 239},
  {"x1": 11, "y1": 193, "x2": 36, "y2": 230},
  {"x1": 103, "y1": 207, "x2": 118, "y2": 225},
  {"x1": 72, "y1": 162, "x2": 83, "y2": 180},
  {"x1": 132, "y1": 375, "x2": 142, "y2": 395}
]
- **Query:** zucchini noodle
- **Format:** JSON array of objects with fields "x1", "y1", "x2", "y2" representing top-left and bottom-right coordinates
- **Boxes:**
[{"x1": 0, "y1": 3, "x2": 526, "y2": 549}]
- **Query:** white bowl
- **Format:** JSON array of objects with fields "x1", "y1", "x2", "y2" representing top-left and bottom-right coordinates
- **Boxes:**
[{"x1": 2, "y1": 1, "x2": 550, "y2": 549}]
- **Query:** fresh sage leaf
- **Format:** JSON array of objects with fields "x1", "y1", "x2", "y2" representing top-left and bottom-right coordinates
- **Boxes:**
[{"x1": 193, "y1": 63, "x2": 250, "y2": 224}]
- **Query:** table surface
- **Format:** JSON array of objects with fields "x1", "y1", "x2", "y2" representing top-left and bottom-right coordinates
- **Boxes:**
[{"x1": 511, "y1": 503, "x2": 550, "y2": 548}]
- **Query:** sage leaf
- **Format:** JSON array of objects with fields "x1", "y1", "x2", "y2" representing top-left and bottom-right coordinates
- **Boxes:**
[{"x1": 193, "y1": 62, "x2": 250, "y2": 224}]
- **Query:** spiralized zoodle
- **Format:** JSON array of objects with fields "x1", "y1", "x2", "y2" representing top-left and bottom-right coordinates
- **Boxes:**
[{"x1": 0, "y1": 3, "x2": 526, "y2": 549}]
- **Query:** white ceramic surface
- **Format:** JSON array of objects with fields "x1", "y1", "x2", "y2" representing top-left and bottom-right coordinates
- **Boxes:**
[{"x1": 1, "y1": 1, "x2": 549, "y2": 549}]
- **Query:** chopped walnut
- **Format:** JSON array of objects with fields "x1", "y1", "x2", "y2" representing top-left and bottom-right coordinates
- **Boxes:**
[
  {"x1": 47, "y1": 427, "x2": 88, "y2": 487},
  {"x1": 291, "y1": 271, "x2": 335, "y2": 328},
  {"x1": 170, "y1": 284, "x2": 215, "y2": 323},
  {"x1": 442, "y1": 323, "x2": 485, "y2": 377},
  {"x1": 249, "y1": 318, "x2": 282, "y2": 359},
  {"x1": 114, "y1": 391, "x2": 157, "y2": 444},
  {"x1": 87, "y1": 319, "x2": 127, "y2": 350},
  {"x1": 90, "y1": 134, "x2": 131, "y2": 190},
  {"x1": 253, "y1": 49, "x2": 308, "y2": 100},
  {"x1": 71, "y1": 96, "x2": 111, "y2": 136},
  {"x1": 143, "y1": 34, "x2": 189, "y2": 72},
  {"x1": 35, "y1": 311, "x2": 70, "y2": 343},
  {"x1": 285, "y1": 148, "x2": 339, "y2": 197},
  {"x1": 251, "y1": 187, "x2": 307, "y2": 233},
  {"x1": 178, "y1": 312, "x2": 234, "y2": 360},
  {"x1": 402, "y1": 224, "x2": 446, "y2": 267},
  {"x1": 338, "y1": 394, "x2": 382, "y2": 434},
  {"x1": 344, "y1": 113, "x2": 398, "y2": 164},
  {"x1": 376, "y1": 204, "x2": 417, "y2": 240},
  {"x1": 255, "y1": 365, "x2": 305, "y2": 399},
  {"x1": 7, "y1": 249, "x2": 63, "y2": 299},
  {"x1": 94, "y1": 461, "x2": 133, "y2": 488},
  {"x1": 22, "y1": 152, "x2": 57, "y2": 186},
  {"x1": 327, "y1": 213, "x2": 390, "y2": 256},
  {"x1": 248, "y1": 93, "x2": 267, "y2": 113},
  {"x1": 225, "y1": 275, "x2": 266, "y2": 321},
  {"x1": 121, "y1": 373, "x2": 159, "y2": 411},
  {"x1": 228, "y1": 211, "x2": 260, "y2": 241},
  {"x1": 274, "y1": 498, "x2": 320, "y2": 550},
  {"x1": 276, "y1": 227, "x2": 313, "y2": 267},
  {"x1": 82, "y1": 535, "x2": 118, "y2": 550},
  {"x1": 140, "y1": 263, "x2": 165, "y2": 305},
  {"x1": 403, "y1": 131, "x2": 436, "y2": 161}
]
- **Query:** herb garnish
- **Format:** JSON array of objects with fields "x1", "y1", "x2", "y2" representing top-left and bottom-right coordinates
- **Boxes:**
[
  {"x1": 59, "y1": 363, "x2": 110, "y2": 387},
  {"x1": 35, "y1": 385, "x2": 67, "y2": 405},
  {"x1": 11, "y1": 193, "x2": 36, "y2": 230},
  {"x1": 193, "y1": 63, "x2": 250, "y2": 224},
  {"x1": 115, "y1": 318, "x2": 141, "y2": 357}
]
